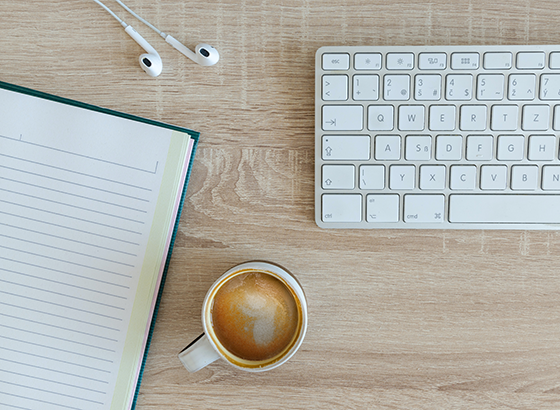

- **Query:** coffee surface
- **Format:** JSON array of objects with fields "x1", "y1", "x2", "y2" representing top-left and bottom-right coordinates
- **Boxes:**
[{"x1": 211, "y1": 271, "x2": 300, "y2": 362}]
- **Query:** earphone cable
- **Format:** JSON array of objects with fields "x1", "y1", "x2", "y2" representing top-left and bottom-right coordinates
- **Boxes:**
[
  {"x1": 92, "y1": 0, "x2": 127, "y2": 28},
  {"x1": 113, "y1": 0, "x2": 167, "y2": 38}
]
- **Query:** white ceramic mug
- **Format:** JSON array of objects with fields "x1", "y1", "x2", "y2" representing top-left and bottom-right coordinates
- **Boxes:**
[{"x1": 178, "y1": 261, "x2": 308, "y2": 372}]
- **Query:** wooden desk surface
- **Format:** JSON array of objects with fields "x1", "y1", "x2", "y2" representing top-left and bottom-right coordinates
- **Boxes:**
[{"x1": 2, "y1": 0, "x2": 560, "y2": 409}]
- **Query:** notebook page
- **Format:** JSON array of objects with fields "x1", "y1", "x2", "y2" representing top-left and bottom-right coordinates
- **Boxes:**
[{"x1": 0, "y1": 88, "x2": 193, "y2": 410}]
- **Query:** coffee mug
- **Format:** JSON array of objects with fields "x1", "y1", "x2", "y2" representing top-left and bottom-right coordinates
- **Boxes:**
[{"x1": 178, "y1": 261, "x2": 308, "y2": 372}]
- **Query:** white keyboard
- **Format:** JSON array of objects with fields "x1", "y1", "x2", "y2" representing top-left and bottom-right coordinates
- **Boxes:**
[{"x1": 315, "y1": 45, "x2": 560, "y2": 230}]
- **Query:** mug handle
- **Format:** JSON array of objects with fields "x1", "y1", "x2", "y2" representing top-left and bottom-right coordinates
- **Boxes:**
[{"x1": 178, "y1": 334, "x2": 221, "y2": 372}]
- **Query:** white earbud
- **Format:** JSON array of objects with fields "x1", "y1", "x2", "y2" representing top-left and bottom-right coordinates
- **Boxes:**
[
  {"x1": 164, "y1": 35, "x2": 220, "y2": 66},
  {"x1": 93, "y1": 0, "x2": 163, "y2": 77},
  {"x1": 124, "y1": 25, "x2": 163, "y2": 77},
  {"x1": 110, "y1": 0, "x2": 220, "y2": 67},
  {"x1": 93, "y1": 0, "x2": 220, "y2": 77}
]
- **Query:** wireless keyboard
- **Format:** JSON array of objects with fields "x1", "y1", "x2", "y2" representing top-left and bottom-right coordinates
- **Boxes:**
[{"x1": 315, "y1": 45, "x2": 560, "y2": 230}]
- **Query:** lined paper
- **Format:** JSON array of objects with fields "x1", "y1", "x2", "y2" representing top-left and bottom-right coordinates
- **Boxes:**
[{"x1": 0, "y1": 87, "x2": 194, "y2": 410}]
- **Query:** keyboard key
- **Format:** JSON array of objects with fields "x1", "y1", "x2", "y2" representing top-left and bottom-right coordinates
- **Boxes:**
[
  {"x1": 477, "y1": 74, "x2": 505, "y2": 100},
  {"x1": 322, "y1": 75, "x2": 348, "y2": 101},
  {"x1": 322, "y1": 53, "x2": 350, "y2": 70},
  {"x1": 451, "y1": 52, "x2": 480, "y2": 69},
  {"x1": 491, "y1": 105, "x2": 519, "y2": 130},
  {"x1": 360, "y1": 165, "x2": 385, "y2": 189},
  {"x1": 429, "y1": 105, "x2": 456, "y2": 131},
  {"x1": 528, "y1": 135, "x2": 556, "y2": 160},
  {"x1": 435, "y1": 135, "x2": 462, "y2": 160},
  {"x1": 450, "y1": 165, "x2": 477, "y2": 190},
  {"x1": 511, "y1": 165, "x2": 539, "y2": 190},
  {"x1": 466, "y1": 135, "x2": 493, "y2": 160},
  {"x1": 516, "y1": 52, "x2": 545, "y2": 69},
  {"x1": 368, "y1": 105, "x2": 394, "y2": 130},
  {"x1": 446, "y1": 74, "x2": 473, "y2": 100},
  {"x1": 322, "y1": 194, "x2": 362, "y2": 222},
  {"x1": 483, "y1": 52, "x2": 513, "y2": 69},
  {"x1": 554, "y1": 106, "x2": 560, "y2": 130},
  {"x1": 403, "y1": 194, "x2": 445, "y2": 223},
  {"x1": 322, "y1": 135, "x2": 370, "y2": 160},
  {"x1": 419, "y1": 165, "x2": 446, "y2": 190},
  {"x1": 460, "y1": 105, "x2": 487, "y2": 131},
  {"x1": 384, "y1": 75, "x2": 410, "y2": 100},
  {"x1": 354, "y1": 53, "x2": 382, "y2": 70},
  {"x1": 386, "y1": 53, "x2": 414, "y2": 70},
  {"x1": 389, "y1": 165, "x2": 415, "y2": 190},
  {"x1": 522, "y1": 105, "x2": 550, "y2": 131},
  {"x1": 375, "y1": 135, "x2": 401, "y2": 160},
  {"x1": 405, "y1": 136, "x2": 432, "y2": 160},
  {"x1": 540, "y1": 74, "x2": 560, "y2": 100},
  {"x1": 449, "y1": 195, "x2": 560, "y2": 223},
  {"x1": 542, "y1": 166, "x2": 560, "y2": 189},
  {"x1": 322, "y1": 165, "x2": 355, "y2": 189},
  {"x1": 322, "y1": 105, "x2": 363, "y2": 130},
  {"x1": 418, "y1": 53, "x2": 447, "y2": 70},
  {"x1": 398, "y1": 105, "x2": 425, "y2": 131},
  {"x1": 497, "y1": 135, "x2": 524, "y2": 160},
  {"x1": 366, "y1": 194, "x2": 399, "y2": 222},
  {"x1": 353, "y1": 75, "x2": 379, "y2": 100},
  {"x1": 550, "y1": 52, "x2": 560, "y2": 69},
  {"x1": 508, "y1": 74, "x2": 536, "y2": 100},
  {"x1": 480, "y1": 165, "x2": 508, "y2": 190},
  {"x1": 415, "y1": 74, "x2": 442, "y2": 100}
]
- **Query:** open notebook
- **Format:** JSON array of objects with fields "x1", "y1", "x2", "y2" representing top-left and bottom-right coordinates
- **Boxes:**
[{"x1": 0, "y1": 81, "x2": 198, "y2": 410}]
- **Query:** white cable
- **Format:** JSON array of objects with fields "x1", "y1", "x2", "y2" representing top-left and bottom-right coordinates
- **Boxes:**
[
  {"x1": 113, "y1": 0, "x2": 167, "y2": 38},
  {"x1": 92, "y1": 0, "x2": 127, "y2": 28}
]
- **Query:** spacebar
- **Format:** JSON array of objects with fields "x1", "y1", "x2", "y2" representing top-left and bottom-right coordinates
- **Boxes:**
[{"x1": 449, "y1": 195, "x2": 560, "y2": 224}]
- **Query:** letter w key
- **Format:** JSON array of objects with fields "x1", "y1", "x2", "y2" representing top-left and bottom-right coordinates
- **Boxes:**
[{"x1": 398, "y1": 105, "x2": 425, "y2": 131}]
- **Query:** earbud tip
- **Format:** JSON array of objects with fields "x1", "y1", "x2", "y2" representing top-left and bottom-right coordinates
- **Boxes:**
[
  {"x1": 139, "y1": 54, "x2": 163, "y2": 77},
  {"x1": 195, "y1": 44, "x2": 220, "y2": 66}
]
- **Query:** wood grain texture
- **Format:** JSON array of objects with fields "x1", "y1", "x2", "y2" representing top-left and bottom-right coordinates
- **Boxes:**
[{"x1": 1, "y1": 0, "x2": 560, "y2": 409}]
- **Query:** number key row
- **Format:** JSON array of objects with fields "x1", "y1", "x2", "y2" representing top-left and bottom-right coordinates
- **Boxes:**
[{"x1": 322, "y1": 73, "x2": 560, "y2": 101}]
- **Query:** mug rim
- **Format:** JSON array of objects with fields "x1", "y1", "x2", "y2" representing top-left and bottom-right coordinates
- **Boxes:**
[{"x1": 201, "y1": 261, "x2": 308, "y2": 372}]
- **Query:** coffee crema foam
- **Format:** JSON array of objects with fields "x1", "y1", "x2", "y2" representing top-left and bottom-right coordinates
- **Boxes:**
[{"x1": 210, "y1": 271, "x2": 300, "y2": 362}]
